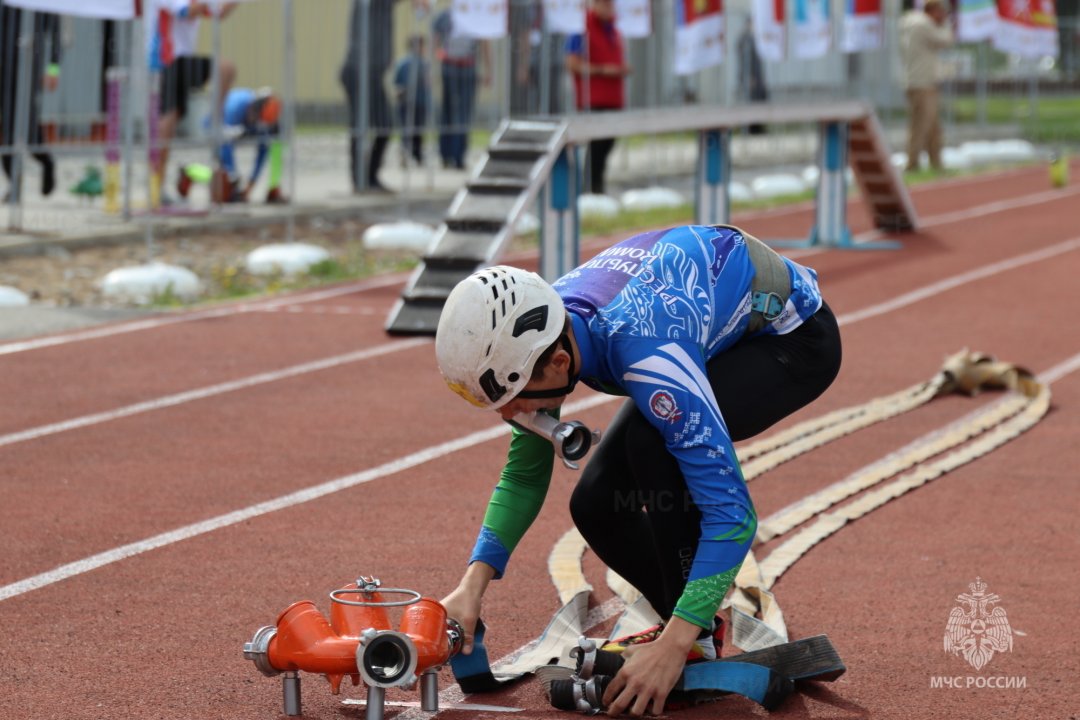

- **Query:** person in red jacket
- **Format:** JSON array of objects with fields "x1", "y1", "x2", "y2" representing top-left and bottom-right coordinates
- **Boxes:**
[{"x1": 565, "y1": 0, "x2": 629, "y2": 195}]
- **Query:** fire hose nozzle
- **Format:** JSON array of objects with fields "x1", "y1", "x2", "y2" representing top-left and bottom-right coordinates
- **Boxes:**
[{"x1": 510, "y1": 411, "x2": 602, "y2": 470}]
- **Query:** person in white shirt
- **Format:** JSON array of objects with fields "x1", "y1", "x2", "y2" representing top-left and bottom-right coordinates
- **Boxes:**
[{"x1": 899, "y1": 0, "x2": 954, "y2": 172}]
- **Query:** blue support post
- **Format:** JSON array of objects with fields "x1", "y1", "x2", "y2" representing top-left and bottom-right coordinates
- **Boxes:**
[
  {"x1": 771, "y1": 120, "x2": 899, "y2": 250},
  {"x1": 539, "y1": 146, "x2": 580, "y2": 281},
  {"x1": 695, "y1": 129, "x2": 731, "y2": 226}
]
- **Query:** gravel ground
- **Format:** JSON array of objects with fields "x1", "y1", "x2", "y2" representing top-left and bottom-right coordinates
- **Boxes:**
[{"x1": 0, "y1": 217, "x2": 420, "y2": 308}]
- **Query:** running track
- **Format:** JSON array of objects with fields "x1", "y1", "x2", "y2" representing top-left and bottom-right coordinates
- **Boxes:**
[{"x1": 1, "y1": 163, "x2": 1078, "y2": 720}]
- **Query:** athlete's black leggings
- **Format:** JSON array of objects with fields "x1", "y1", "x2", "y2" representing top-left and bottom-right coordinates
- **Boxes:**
[{"x1": 569, "y1": 302, "x2": 842, "y2": 620}]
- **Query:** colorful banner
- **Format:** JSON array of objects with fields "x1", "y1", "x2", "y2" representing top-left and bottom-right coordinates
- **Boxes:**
[
  {"x1": 992, "y1": 0, "x2": 1058, "y2": 57},
  {"x1": 3, "y1": 0, "x2": 135, "y2": 18},
  {"x1": 753, "y1": 0, "x2": 785, "y2": 62},
  {"x1": 675, "y1": 0, "x2": 725, "y2": 75},
  {"x1": 452, "y1": 0, "x2": 509, "y2": 39},
  {"x1": 840, "y1": 0, "x2": 882, "y2": 53},
  {"x1": 793, "y1": 0, "x2": 831, "y2": 59},
  {"x1": 616, "y1": 0, "x2": 651, "y2": 38},
  {"x1": 543, "y1": 0, "x2": 585, "y2": 34},
  {"x1": 957, "y1": 0, "x2": 999, "y2": 41}
]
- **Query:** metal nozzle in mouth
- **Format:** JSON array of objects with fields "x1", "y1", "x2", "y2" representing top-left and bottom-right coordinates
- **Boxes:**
[
  {"x1": 243, "y1": 625, "x2": 281, "y2": 678},
  {"x1": 510, "y1": 412, "x2": 602, "y2": 470},
  {"x1": 358, "y1": 630, "x2": 418, "y2": 688}
]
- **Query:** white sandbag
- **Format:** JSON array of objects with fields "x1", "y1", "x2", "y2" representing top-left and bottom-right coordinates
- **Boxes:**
[
  {"x1": 620, "y1": 186, "x2": 686, "y2": 211},
  {"x1": 729, "y1": 181, "x2": 754, "y2": 203},
  {"x1": 100, "y1": 262, "x2": 202, "y2": 304},
  {"x1": 245, "y1": 243, "x2": 332, "y2": 276},
  {"x1": 515, "y1": 212, "x2": 540, "y2": 235},
  {"x1": 991, "y1": 139, "x2": 1038, "y2": 163},
  {"x1": 0, "y1": 285, "x2": 30, "y2": 307},
  {"x1": 750, "y1": 174, "x2": 807, "y2": 199},
  {"x1": 578, "y1": 193, "x2": 621, "y2": 218},
  {"x1": 942, "y1": 146, "x2": 974, "y2": 170},
  {"x1": 361, "y1": 222, "x2": 436, "y2": 252}
]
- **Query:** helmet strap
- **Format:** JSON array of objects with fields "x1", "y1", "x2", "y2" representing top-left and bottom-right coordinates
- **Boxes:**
[{"x1": 516, "y1": 334, "x2": 579, "y2": 400}]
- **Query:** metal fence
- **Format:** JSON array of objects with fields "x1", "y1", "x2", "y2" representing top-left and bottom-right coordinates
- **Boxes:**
[{"x1": 1, "y1": 0, "x2": 1078, "y2": 239}]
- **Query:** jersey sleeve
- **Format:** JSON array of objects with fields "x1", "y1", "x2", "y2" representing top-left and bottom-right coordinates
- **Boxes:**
[
  {"x1": 468, "y1": 422, "x2": 556, "y2": 578},
  {"x1": 616, "y1": 337, "x2": 757, "y2": 629}
]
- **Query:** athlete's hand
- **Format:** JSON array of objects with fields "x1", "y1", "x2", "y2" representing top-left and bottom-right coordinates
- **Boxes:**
[
  {"x1": 440, "y1": 562, "x2": 496, "y2": 655},
  {"x1": 440, "y1": 585, "x2": 482, "y2": 654},
  {"x1": 602, "y1": 617, "x2": 700, "y2": 716}
]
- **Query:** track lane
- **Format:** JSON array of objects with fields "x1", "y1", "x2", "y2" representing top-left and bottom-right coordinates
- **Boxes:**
[{"x1": 3, "y1": 166, "x2": 1079, "y2": 719}]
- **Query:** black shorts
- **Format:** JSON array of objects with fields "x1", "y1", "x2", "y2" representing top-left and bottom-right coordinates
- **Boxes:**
[{"x1": 159, "y1": 56, "x2": 213, "y2": 119}]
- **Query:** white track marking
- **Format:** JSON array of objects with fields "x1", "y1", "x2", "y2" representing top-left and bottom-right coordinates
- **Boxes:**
[
  {"x1": 5, "y1": 233, "x2": 1077, "y2": 451},
  {"x1": 0, "y1": 393, "x2": 612, "y2": 602},
  {"x1": 0, "y1": 338, "x2": 429, "y2": 449},
  {"x1": 835, "y1": 236, "x2": 1080, "y2": 326},
  {"x1": 1, "y1": 175, "x2": 1073, "y2": 357},
  {"x1": 3, "y1": 212, "x2": 1080, "y2": 600},
  {"x1": 0, "y1": 273, "x2": 411, "y2": 357}
]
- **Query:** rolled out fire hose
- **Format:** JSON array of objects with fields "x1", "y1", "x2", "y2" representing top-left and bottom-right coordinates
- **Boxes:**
[{"x1": 470, "y1": 351, "x2": 1050, "y2": 685}]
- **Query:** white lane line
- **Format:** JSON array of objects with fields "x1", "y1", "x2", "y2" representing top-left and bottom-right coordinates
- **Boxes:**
[
  {"x1": 0, "y1": 393, "x2": 612, "y2": 602},
  {"x1": 0, "y1": 273, "x2": 411, "y2": 357},
  {"x1": 3, "y1": 217, "x2": 1080, "y2": 600},
  {"x1": 835, "y1": 236, "x2": 1080, "y2": 326},
  {"x1": 0, "y1": 338, "x2": 429, "y2": 449},
  {"x1": 2, "y1": 174, "x2": 1072, "y2": 358}
]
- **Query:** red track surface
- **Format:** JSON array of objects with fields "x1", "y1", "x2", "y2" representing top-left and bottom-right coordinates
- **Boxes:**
[{"x1": 2, "y1": 163, "x2": 1078, "y2": 720}]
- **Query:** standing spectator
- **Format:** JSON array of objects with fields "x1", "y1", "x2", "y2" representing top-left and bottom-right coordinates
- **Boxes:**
[
  {"x1": 509, "y1": 0, "x2": 563, "y2": 116},
  {"x1": 393, "y1": 34, "x2": 431, "y2": 166},
  {"x1": 0, "y1": 1, "x2": 61, "y2": 202},
  {"x1": 565, "y1": 0, "x2": 629, "y2": 195},
  {"x1": 147, "y1": 0, "x2": 237, "y2": 206},
  {"x1": 736, "y1": 17, "x2": 768, "y2": 135},
  {"x1": 432, "y1": 7, "x2": 490, "y2": 170},
  {"x1": 899, "y1": 0, "x2": 953, "y2": 172}
]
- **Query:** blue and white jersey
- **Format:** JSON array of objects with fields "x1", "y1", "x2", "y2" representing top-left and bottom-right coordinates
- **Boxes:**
[{"x1": 553, "y1": 224, "x2": 823, "y2": 626}]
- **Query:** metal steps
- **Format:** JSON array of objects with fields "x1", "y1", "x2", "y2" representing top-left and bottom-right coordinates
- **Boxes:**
[
  {"x1": 848, "y1": 114, "x2": 918, "y2": 233},
  {"x1": 385, "y1": 119, "x2": 568, "y2": 335}
]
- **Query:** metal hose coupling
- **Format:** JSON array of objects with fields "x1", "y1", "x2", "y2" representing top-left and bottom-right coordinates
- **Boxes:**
[
  {"x1": 549, "y1": 674, "x2": 614, "y2": 714},
  {"x1": 570, "y1": 636, "x2": 625, "y2": 680},
  {"x1": 510, "y1": 411, "x2": 602, "y2": 470}
]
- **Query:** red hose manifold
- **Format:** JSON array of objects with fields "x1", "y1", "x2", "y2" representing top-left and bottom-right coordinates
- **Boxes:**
[{"x1": 243, "y1": 576, "x2": 463, "y2": 718}]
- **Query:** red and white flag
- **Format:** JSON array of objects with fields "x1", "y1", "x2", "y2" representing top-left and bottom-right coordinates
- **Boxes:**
[
  {"x1": 543, "y1": 0, "x2": 585, "y2": 34},
  {"x1": 993, "y1": 0, "x2": 1058, "y2": 57},
  {"x1": 674, "y1": 0, "x2": 725, "y2": 76},
  {"x1": 753, "y1": 0, "x2": 785, "y2": 62},
  {"x1": 840, "y1": 0, "x2": 882, "y2": 53},
  {"x1": 616, "y1": 0, "x2": 651, "y2": 38},
  {"x1": 452, "y1": 0, "x2": 509, "y2": 39}
]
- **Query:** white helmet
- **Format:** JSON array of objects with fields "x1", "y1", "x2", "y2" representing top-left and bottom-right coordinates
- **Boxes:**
[{"x1": 435, "y1": 265, "x2": 565, "y2": 410}]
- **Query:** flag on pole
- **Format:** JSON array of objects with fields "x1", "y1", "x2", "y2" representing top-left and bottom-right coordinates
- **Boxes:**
[
  {"x1": 840, "y1": 0, "x2": 882, "y2": 53},
  {"x1": 992, "y1": 0, "x2": 1057, "y2": 57},
  {"x1": 616, "y1": 0, "x2": 651, "y2": 38},
  {"x1": 544, "y1": 0, "x2": 585, "y2": 34},
  {"x1": 452, "y1": 0, "x2": 509, "y2": 39},
  {"x1": 674, "y1": 0, "x2": 725, "y2": 76},
  {"x1": 2, "y1": 0, "x2": 135, "y2": 18},
  {"x1": 793, "y1": 0, "x2": 831, "y2": 59},
  {"x1": 753, "y1": 0, "x2": 785, "y2": 62},
  {"x1": 957, "y1": 0, "x2": 998, "y2": 41}
]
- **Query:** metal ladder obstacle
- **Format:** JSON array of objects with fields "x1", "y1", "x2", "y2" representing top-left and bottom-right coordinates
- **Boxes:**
[{"x1": 385, "y1": 120, "x2": 568, "y2": 335}]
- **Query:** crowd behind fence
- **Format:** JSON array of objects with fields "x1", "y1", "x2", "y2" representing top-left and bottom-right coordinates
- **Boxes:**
[{"x1": 1, "y1": 0, "x2": 1078, "y2": 236}]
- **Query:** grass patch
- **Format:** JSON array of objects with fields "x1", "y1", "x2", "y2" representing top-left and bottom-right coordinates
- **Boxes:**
[{"x1": 950, "y1": 94, "x2": 1080, "y2": 144}]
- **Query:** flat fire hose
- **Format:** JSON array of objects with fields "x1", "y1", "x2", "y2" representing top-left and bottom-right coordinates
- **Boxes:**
[{"x1": 453, "y1": 350, "x2": 1050, "y2": 693}]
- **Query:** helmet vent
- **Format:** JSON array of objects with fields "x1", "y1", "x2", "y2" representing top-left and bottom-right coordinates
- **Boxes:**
[
  {"x1": 512, "y1": 305, "x2": 549, "y2": 338},
  {"x1": 491, "y1": 309, "x2": 497, "y2": 329}
]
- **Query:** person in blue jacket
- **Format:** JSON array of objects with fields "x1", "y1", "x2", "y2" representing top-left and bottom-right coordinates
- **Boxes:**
[
  {"x1": 434, "y1": 224, "x2": 842, "y2": 716},
  {"x1": 177, "y1": 87, "x2": 286, "y2": 204}
]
